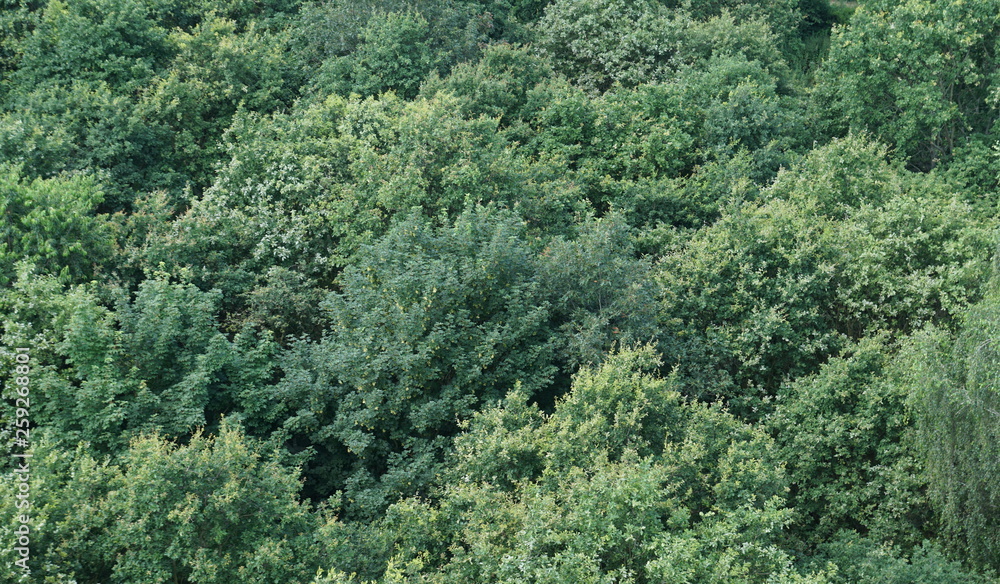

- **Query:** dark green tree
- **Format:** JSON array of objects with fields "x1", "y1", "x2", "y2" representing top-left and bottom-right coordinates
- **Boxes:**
[
  {"x1": 536, "y1": 0, "x2": 790, "y2": 92},
  {"x1": 419, "y1": 42, "x2": 554, "y2": 130},
  {"x1": 813, "y1": 0, "x2": 1000, "y2": 171},
  {"x1": 272, "y1": 206, "x2": 558, "y2": 518},
  {"x1": 767, "y1": 336, "x2": 931, "y2": 551},
  {"x1": 538, "y1": 215, "x2": 658, "y2": 370},
  {"x1": 315, "y1": 10, "x2": 437, "y2": 100},
  {"x1": 136, "y1": 15, "x2": 303, "y2": 195},
  {"x1": 811, "y1": 533, "x2": 992, "y2": 584}
]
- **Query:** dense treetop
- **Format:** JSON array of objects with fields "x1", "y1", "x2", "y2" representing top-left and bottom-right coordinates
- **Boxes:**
[{"x1": 2, "y1": 0, "x2": 999, "y2": 582}]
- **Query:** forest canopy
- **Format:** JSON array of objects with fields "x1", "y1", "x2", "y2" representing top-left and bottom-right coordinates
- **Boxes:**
[{"x1": 2, "y1": 0, "x2": 1000, "y2": 582}]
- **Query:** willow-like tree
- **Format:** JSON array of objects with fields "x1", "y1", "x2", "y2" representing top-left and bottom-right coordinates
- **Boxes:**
[{"x1": 906, "y1": 270, "x2": 1000, "y2": 569}]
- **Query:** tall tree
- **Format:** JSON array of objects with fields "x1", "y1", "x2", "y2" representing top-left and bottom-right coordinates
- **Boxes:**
[
  {"x1": 906, "y1": 271, "x2": 1000, "y2": 569},
  {"x1": 813, "y1": 0, "x2": 1000, "y2": 171}
]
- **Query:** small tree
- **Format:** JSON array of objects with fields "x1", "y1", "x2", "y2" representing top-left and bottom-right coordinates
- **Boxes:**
[
  {"x1": 0, "y1": 423, "x2": 322, "y2": 584},
  {"x1": 0, "y1": 164, "x2": 112, "y2": 285},
  {"x1": 105, "y1": 422, "x2": 322, "y2": 583}
]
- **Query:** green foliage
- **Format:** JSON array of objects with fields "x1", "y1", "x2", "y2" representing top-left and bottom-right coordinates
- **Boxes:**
[
  {"x1": 372, "y1": 348, "x2": 826, "y2": 583},
  {"x1": 420, "y1": 42, "x2": 554, "y2": 128},
  {"x1": 538, "y1": 215, "x2": 658, "y2": 369},
  {"x1": 768, "y1": 336, "x2": 931, "y2": 550},
  {"x1": 246, "y1": 267, "x2": 328, "y2": 341},
  {"x1": 178, "y1": 89, "x2": 587, "y2": 295},
  {"x1": 574, "y1": 83, "x2": 698, "y2": 181},
  {"x1": 906, "y1": 272, "x2": 1000, "y2": 569},
  {"x1": 936, "y1": 135, "x2": 1000, "y2": 215},
  {"x1": 272, "y1": 206, "x2": 558, "y2": 518},
  {"x1": 293, "y1": 0, "x2": 504, "y2": 87},
  {"x1": 0, "y1": 424, "x2": 324, "y2": 583},
  {"x1": 3, "y1": 0, "x2": 1000, "y2": 578},
  {"x1": 134, "y1": 87, "x2": 591, "y2": 342},
  {"x1": 660, "y1": 0, "x2": 801, "y2": 39},
  {"x1": 143, "y1": 0, "x2": 302, "y2": 31},
  {"x1": 536, "y1": 0, "x2": 790, "y2": 92},
  {"x1": 52, "y1": 278, "x2": 232, "y2": 449},
  {"x1": 626, "y1": 152, "x2": 762, "y2": 236},
  {"x1": 508, "y1": 52, "x2": 802, "y2": 219},
  {"x1": 341, "y1": 93, "x2": 518, "y2": 228},
  {"x1": 243, "y1": 206, "x2": 661, "y2": 516},
  {"x1": 812, "y1": 533, "x2": 991, "y2": 584},
  {"x1": 0, "y1": 0, "x2": 42, "y2": 96},
  {"x1": 150, "y1": 93, "x2": 351, "y2": 296},
  {"x1": 660, "y1": 54, "x2": 803, "y2": 178},
  {"x1": 334, "y1": 90, "x2": 587, "y2": 246},
  {"x1": 174, "y1": 44, "x2": 800, "y2": 325},
  {"x1": 0, "y1": 263, "x2": 77, "y2": 368},
  {"x1": 316, "y1": 11, "x2": 436, "y2": 100},
  {"x1": 0, "y1": 79, "x2": 157, "y2": 207},
  {"x1": 103, "y1": 423, "x2": 322, "y2": 583},
  {"x1": 0, "y1": 164, "x2": 112, "y2": 285},
  {"x1": 0, "y1": 435, "x2": 120, "y2": 582},
  {"x1": 114, "y1": 93, "x2": 353, "y2": 334},
  {"x1": 798, "y1": 0, "x2": 837, "y2": 34},
  {"x1": 0, "y1": 269, "x2": 280, "y2": 454},
  {"x1": 813, "y1": 0, "x2": 1000, "y2": 170},
  {"x1": 137, "y1": 16, "x2": 303, "y2": 193},
  {"x1": 508, "y1": 0, "x2": 552, "y2": 21},
  {"x1": 9, "y1": 0, "x2": 171, "y2": 92},
  {"x1": 657, "y1": 135, "x2": 994, "y2": 416},
  {"x1": 535, "y1": 0, "x2": 677, "y2": 92},
  {"x1": 0, "y1": 1, "x2": 304, "y2": 205},
  {"x1": 511, "y1": 76, "x2": 695, "y2": 214},
  {"x1": 827, "y1": 1, "x2": 854, "y2": 25}
]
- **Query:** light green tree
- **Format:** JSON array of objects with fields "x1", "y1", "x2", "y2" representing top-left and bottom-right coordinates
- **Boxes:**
[
  {"x1": 373, "y1": 347, "x2": 830, "y2": 583},
  {"x1": 657, "y1": 135, "x2": 994, "y2": 417},
  {"x1": 905, "y1": 269, "x2": 1000, "y2": 569},
  {"x1": 0, "y1": 164, "x2": 112, "y2": 285},
  {"x1": 0, "y1": 423, "x2": 324, "y2": 583}
]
